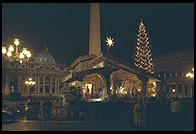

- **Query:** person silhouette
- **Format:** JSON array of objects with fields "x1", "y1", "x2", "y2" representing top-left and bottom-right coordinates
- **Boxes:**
[{"x1": 133, "y1": 98, "x2": 146, "y2": 131}]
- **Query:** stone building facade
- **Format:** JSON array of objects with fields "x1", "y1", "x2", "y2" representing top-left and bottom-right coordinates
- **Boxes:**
[
  {"x1": 153, "y1": 49, "x2": 194, "y2": 98},
  {"x1": 2, "y1": 50, "x2": 71, "y2": 99}
]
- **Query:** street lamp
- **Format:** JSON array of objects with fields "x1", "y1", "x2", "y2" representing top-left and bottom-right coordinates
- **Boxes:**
[
  {"x1": 2, "y1": 38, "x2": 32, "y2": 64},
  {"x1": 171, "y1": 88, "x2": 176, "y2": 98},
  {"x1": 186, "y1": 67, "x2": 194, "y2": 79},
  {"x1": 25, "y1": 77, "x2": 36, "y2": 98},
  {"x1": 2, "y1": 38, "x2": 32, "y2": 96},
  {"x1": 106, "y1": 36, "x2": 115, "y2": 53},
  {"x1": 185, "y1": 67, "x2": 194, "y2": 98}
]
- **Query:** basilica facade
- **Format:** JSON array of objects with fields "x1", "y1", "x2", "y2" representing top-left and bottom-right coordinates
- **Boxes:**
[{"x1": 2, "y1": 50, "x2": 71, "y2": 99}]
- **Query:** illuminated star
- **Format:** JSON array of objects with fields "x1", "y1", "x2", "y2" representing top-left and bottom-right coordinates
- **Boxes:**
[{"x1": 106, "y1": 36, "x2": 115, "y2": 47}]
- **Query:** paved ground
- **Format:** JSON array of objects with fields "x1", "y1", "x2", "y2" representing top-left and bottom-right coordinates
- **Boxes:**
[{"x1": 2, "y1": 118, "x2": 129, "y2": 131}]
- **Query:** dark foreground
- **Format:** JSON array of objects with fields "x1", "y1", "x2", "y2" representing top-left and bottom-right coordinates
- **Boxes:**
[
  {"x1": 2, "y1": 117, "x2": 193, "y2": 131},
  {"x1": 2, "y1": 118, "x2": 129, "y2": 131}
]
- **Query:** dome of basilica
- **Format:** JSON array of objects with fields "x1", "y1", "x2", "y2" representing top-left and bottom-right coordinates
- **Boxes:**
[{"x1": 33, "y1": 51, "x2": 56, "y2": 65}]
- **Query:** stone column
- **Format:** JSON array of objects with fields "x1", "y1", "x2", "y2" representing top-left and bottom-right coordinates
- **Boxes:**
[
  {"x1": 189, "y1": 82, "x2": 193, "y2": 97},
  {"x1": 50, "y1": 76, "x2": 52, "y2": 93},
  {"x1": 5, "y1": 75, "x2": 9, "y2": 95},
  {"x1": 176, "y1": 83, "x2": 178, "y2": 98},
  {"x1": 101, "y1": 71, "x2": 114, "y2": 99},
  {"x1": 55, "y1": 76, "x2": 57, "y2": 93},
  {"x1": 181, "y1": 82, "x2": 185, "y2": 98},
  {"x1": 142, "y1": 79, "x2": 148, "y2": 97},
  {"x1": 28, "y1": 86, "x2": 30, "y2": 94},
  {"x1": 43, "y1": 76, "x2": 45, "y2": 93},
  {"x1": 138, "y1": 75, "x2": 148, "y2": 98},
  {"x1": 57, "y1": 77, "x2": 59, "y2": 93},
  {"x1": 37, "y1": 75, "x2": 40, "y2": 93},
  {"x1": 191, "y1": 83, "x2": 194, "y2": 97},
  {"x1": 35, "y1": 75, "x2": 37, "y2": 93}
]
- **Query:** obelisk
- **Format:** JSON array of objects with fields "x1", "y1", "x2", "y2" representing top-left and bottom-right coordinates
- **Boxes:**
[{"x1": 89, "y1": 3, "x2": 101, "y2": 56}]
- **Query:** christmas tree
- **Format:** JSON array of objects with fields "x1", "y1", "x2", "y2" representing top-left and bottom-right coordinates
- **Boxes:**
[{"x1": 134, "y1": 19, "x2": 154, "y2": 74}]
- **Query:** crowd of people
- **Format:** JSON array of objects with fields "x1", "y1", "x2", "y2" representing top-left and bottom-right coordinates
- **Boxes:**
[
  {"x1": 127, "y1": 97, "x2": 194, "y2": 131},
  {"x1": 23, "y1": 96, "x2": 193, "y2": 131},
  {"x1": 26, "y1": 99, "x2": 52, "y2": 120}
]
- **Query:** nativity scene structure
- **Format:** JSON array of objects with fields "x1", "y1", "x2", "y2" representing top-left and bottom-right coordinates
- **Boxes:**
[{"x1": 62, "y1": 3, "x2": 159, "y2": 102}]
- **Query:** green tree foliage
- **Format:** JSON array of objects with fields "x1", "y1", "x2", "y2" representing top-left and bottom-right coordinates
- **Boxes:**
[{"x1": 59, "y1": 84, "x2": 82, "y2": 106}]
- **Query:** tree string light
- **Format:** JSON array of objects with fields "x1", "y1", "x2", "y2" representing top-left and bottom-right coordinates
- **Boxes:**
[{"x1": 134, "y1": 19, "x2": 154, "y2": 74}]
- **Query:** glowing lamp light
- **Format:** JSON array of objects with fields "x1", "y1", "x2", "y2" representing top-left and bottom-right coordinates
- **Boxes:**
[
  {"x1": 25, "y1": 106, "x2": 29, "y2": 111},
  {"x1": 2, "y1": 47, "x2": 7, "y2": 54},
  {"x1": 71, "y1": 81, "x2": 76, "y2": 86},
  {"x1": 25, "y1": 81, "x2": 29, "y2": 85},
  {"x1": 22, "y1": 48, "x2": 28, "y2": 55},
  {"x1": 151, "y1": 94, "x2": 156, "y2": 97},
  {"x1": 19, "y1": 53, "x2": 24, "y2": 59},
  {"x1": 3, "y1": 38, "x2": 32, "y2": 64},
  {"x1": 7, "y1": 51, "x2": 12, "y2": 57},
  {"x1": 122, "y1": 91, "x2": 127, "y2": 94},
  {"x1": 25, "y1": 78, "x2": 35, "y2": 86},
  {"x1": 137, "y1": 88, "x2": 142, "y2": 92},
  {"x1": 153, "y1": 82, "x2": 156, "y2": 86},
  {"x1": 8, "y1": 45, "x2": 14, "y2": 52},
  {"x1": 172, "y1": 89, "x2": 176, "y2": 93},
  {"x1": 14, "y1": 38, "x2": 20, "y2": 46},
  {"x1": 186, "y1": 72, "x2": 194, "y2": 78},
  {"x1": 192, "y1": 67, "x2": 194, "y2": 72},
  {"x1": 26, "y1": 51, "x2": 31, "y2": 58},
  {"x1": 119, "y1": 86, "x2": 124, "y2": 93}
]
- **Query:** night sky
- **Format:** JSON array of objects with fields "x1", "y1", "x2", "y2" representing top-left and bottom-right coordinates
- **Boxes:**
[{"x1": 2, "y1": 3, "x2": 194, "y2": 64}]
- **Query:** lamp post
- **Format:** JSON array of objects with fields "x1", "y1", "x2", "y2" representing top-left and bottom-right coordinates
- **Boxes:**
[
  {"x1": 25, "y1": 77, "x2": 36, "y2": 98},
  {"x1": 2, "y1": 38, "x2": 32, "y2": 64},
  {"x1": 186, "y1": 67, "x2": 194, "y2": 79},
  {"x1": 172, "y1": 88, "x2": 176, "y2": 98},
  {"x1": 186, "y1": 67, "x2": 194, "y2": 97},
  {"x1": 2, "y1": 38, "x2": 32, "y2": 96},
  {"x1": 106, "y1": 36, "x2": 115, "y2": 53}
]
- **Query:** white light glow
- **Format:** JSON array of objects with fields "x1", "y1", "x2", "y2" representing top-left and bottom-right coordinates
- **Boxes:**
[
  {"x1": 2, "y1": 47, "x2": 7, "y2": 54},
  {"x1": 7, "y1": 51, "x2": 12, "y2": 57},
  {"x1": 19, "y1": 53, "x2": 24, "y2": 59},
  {"x1": 26, "y1": 51, "x2": 31, "y2": 58},
  {"x1": 153, "y1": 82, "x2": 156, "y2": 86},
  {"x1": 8, "y1": 45, "x2": 14, "y2": 52},
  {"x1": 14, "y1": 39, "x2": 20, "y2": 46},
  {"x1": 22, "y1": 48, "x2": 28, "y2": 55},
  {"x1": 106, "y1": 36, "x2": 114, "y2": 47}
]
